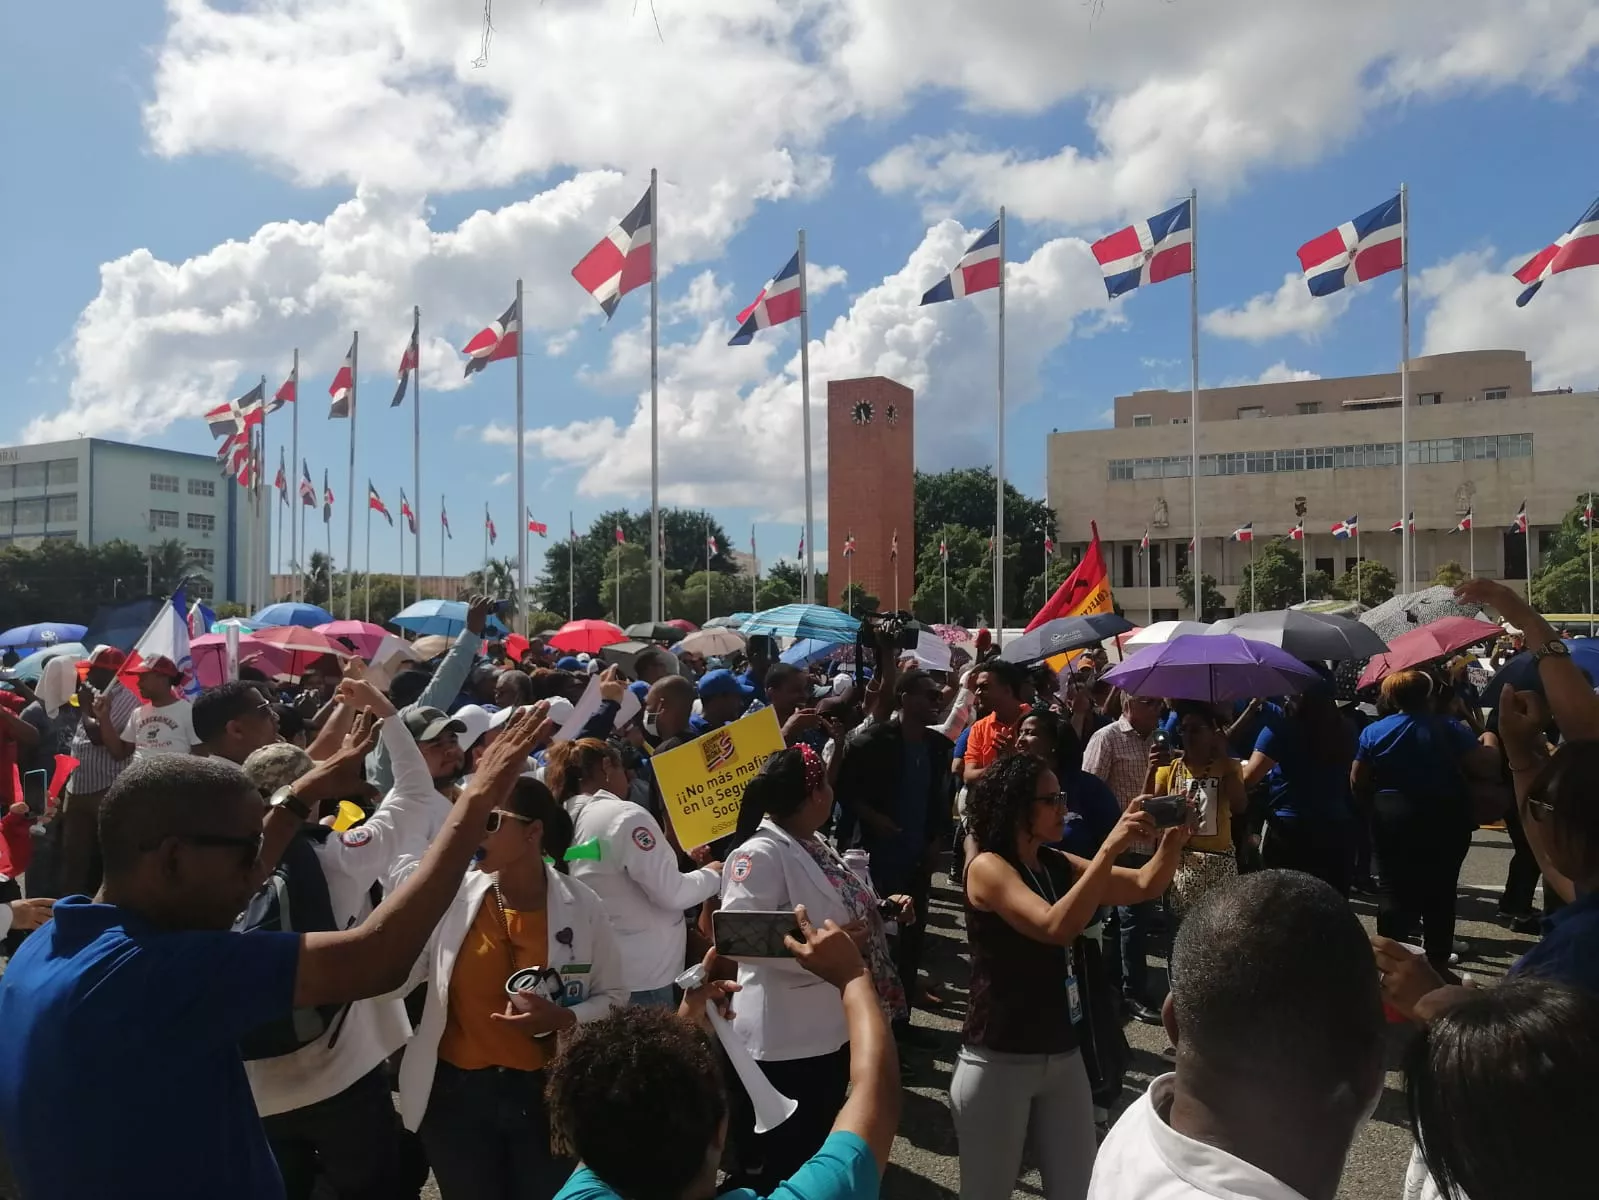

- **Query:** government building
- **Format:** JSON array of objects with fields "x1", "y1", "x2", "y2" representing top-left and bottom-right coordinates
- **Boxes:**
[{"x1": 1045, "y1": 349, "x2": 1591, "y2": 619}]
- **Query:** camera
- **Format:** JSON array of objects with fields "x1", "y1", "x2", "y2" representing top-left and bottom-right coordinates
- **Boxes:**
[
  {"x1": 1141, "y1": 795, "x2": 1190, "y2": 829},
  {"x1": 860, "y1": 610, "x2": 921, "y2": 651}
]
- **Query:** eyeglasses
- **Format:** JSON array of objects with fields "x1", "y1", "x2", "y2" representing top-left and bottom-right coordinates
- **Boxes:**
[
  {"x1": 175, "y1": 832, "x2": 263, "y2": 867},
  {"x1": 485, "y1": 809, "x2": 535, "y2": 834}
]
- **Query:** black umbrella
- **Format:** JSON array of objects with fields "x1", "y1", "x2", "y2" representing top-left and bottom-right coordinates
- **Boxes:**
[
  {"x1": 999, "y1": 614, "x2": 1134, "y2": 667},
  {"x1": 1209, "y1": 609, "x2": 1388, "y2": 661}
]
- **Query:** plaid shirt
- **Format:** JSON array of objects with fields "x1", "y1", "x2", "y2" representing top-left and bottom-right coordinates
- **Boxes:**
[
  {"x1": 1082, "y1": 715, "x2": 1157, "y2": 855},
  {"x1": 65, "y1": 688, "x2": 140, "y2": 796}
]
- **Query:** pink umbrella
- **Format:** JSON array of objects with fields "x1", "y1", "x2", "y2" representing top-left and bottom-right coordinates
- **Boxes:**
[
  {"x1": 189, "y1": 635, "x2": 292, "y2": 688},
  {"x1": 666, "y1": 618, "x2": 699, "y2": 633},
  {"x1": 1357, "y1": 616, "x2": 1503, "y2": 689},
  {"x1": 250, "y1": 625, "x2": 352, "y2": 677},
  {"x1": 314, "y1": 620, "x2": 390, "y2": 660},
  {"x1": 548, "y1": 620, "x2": 628, "y2": 654}
]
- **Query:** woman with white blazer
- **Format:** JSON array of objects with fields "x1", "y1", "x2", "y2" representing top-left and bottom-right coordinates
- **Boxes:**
[
  {"x1": 719, "y1": 745, "x2": 912, "y2": 1195},
  {"x1": 397, "y1": 776, "x2": 625, "y2": 1200}
]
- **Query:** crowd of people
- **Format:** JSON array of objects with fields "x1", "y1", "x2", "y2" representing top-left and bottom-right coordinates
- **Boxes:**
[{"x1": 0, "y1": 578, "x2": 1592, "y2": 1200}]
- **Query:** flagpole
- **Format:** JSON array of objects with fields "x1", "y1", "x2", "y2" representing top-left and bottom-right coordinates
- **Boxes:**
[
  {"x1": 342, "y1": 333, "x2": 358, "y2": 618},
  {"x1": 1146, "y1": 544, "x2": 1153, "y2": 624},
  {"x1": 325, "y1": 494, "x2": 333, "y2": 607},
  {"x1": 798, "y1": 228, "x2": 816, "y2": 606},
  {"x1": 1526, "y1": 501, "x2": 1534, "y2": 602},
  {"x1": 399, "y1": 509, "x2": 405, "y2": 610},
  {"x1": 942, "y1": 547, "x2": 948, "y2": 625},
  {"x1": 1301, "y1": 530, "x2": 1307, "y2": 605},
  {"x1": 412, "y1": 305, "x2": 423, "y2": 603},
  {"x1": 994, "y1": 206, "x2": 1007, "y2": 643},
  {"x1": 751, "y1": 526, "x2": 758, "y2": 614},
  {"x1": 298, "y1": 488, "x2": 306, "y2": 606},
  {"x1": 1356, "y1": 524, "x2": 1363, "y2": 604},
  {"x1": 1189, "y1": 188, "x2": 1203, "y2": 619},
  {"x1": 515, "y1": 277, "x2": 526, "y2": 635},
  {"x1": 1399, "y1": 182, "x2": 1413, "y2": 598},
  {"x1": 290, "y1": 350, "x2": 300, "y2": 602},
  {"x1": 484, "y1": 504, "x2": 490, "y2": 595},
  {"x1": 275, "y1": 458, "x2": 284, "y2": 597},
  {"x1": 1468, "y1": 512, "x2": 1475, "y2": 579},
  {"x1": 258, "y1": 378, "x2": 268, "y2": 612},
  {"x1": 649, "y1": 168, "x2": 662, "y2": 622},
  {"x1": 1249, "y1": 534, "x2": 1256, "y2": 613},
  {"x1": 568, "y1": 512, "x2": 575, "y2": 621},
  {"x1": 616, "y1": 533, "x2": 622, "y2": 626},
  {"x1": 705, "y1": 512, "x2": 712, "y2": 625},
  {"x1": 365, "y1": 491, "x2": 372, "y2": 622},
  {"x1": 440, "y1": 493, "x2": 446, "y2": 582}
]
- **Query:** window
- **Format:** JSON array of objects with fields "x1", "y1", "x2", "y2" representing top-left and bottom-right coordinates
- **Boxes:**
[
  {"x1": 1237, "y1": 406, "x2": 1266, "y2": 419},
  {"x1": 1175, "y1": 541, "x2": 1190, "y2": 580},
  {"x1": 1150, "y1": 545, "x2": 1163, "y2": 587},
  {"x1": 46, "y1": 495, "x2": 76, "y2": 523},
  {"x1": 1109, "y1": 433, "x2": 1533, "y2": 483},
  {"x1": 1484, "y1": 387, "x2": 1509, "y2": 401},
  {"x1": 14, "y1": 499, "x2": 44, "y2": 526},
  {"x1": 1503, "y1": 530, "x2": 1527, "y2": 578},
  {"x1": 187, "y1": 478, "x2": 215, "y2": 497},
  {"x1": 151, "y1": 509, "x2": 179, "y2": 529},
  {"x1": 150, "y1": 473, "x2": 179, "y2": 493},
  {"x1": 186, "y1": 512, "x2": 216, "y2": 533},
  {"x1": 1345, "y1": 557, "x2": 1359, "y2": 576},
  {"x1": 1170, "y1": 417, "x2": 1188, "y2": 425},
  {"x1": 187, "y1": 576, "x2": 214, "y2": 601},
  {"x1": 0, "y1": 502, "x2": 10, "y2": 525},
  {"x1": 1296, "y1": 402, "x2": 1322, "y2": 415},
  {"x1": 14, "y1": 463, "x2": 45, "y2": 490},
  {"x1": 1315, "y1": 557, "x2": 1334, "y2": 578},
  {"x1": 191, "y1": 548, "x2": 215, "y2": 570},
  {"x1": 1132, "y1": 415, "x2": 1153, "y2": 427},
  {"x1": 0, "y1": 466, "x2": 12, "y2": 490},
  {"x1": 1418, "y1": 392, "x2": 1442, "y2": 406},
  {"x1": 1120, "y1": 544, "x2": 1136, "y2": 588},
  {"x1": 47, "y1": 458, "x2": 77, "y2": 486}
]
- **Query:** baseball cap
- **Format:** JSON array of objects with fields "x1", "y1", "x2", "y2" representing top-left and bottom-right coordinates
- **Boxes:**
[
  {"x1": 82, "y1": 646, "x2": 126, "y2": 671},
  {"x1": 131, "y1": 655, "x2": 182, "y2": 680},
  {"x1": 451, "y1": 704, "x2": 494, "y2": 751},
  {"x1": 555, "y1": 656, "x2": 583, "y2": 671},
  {"x1": 402, "y1": 706, "x2": 467, "y2": 743},
  {"x1": 698, "y1": 669, "x2": 755, "y2": 701}
]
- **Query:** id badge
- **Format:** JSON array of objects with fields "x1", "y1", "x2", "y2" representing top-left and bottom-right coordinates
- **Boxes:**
[
  {"x1": 559, "y1": 963, "x2": 592, "y2": 1008},
  {"x1": 1066, "y1": 963, "x2": 1083, "y2": 1025}
]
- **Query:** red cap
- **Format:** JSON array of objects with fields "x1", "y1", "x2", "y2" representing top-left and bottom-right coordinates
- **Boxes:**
[
  {"x1": 82, "y1": 646, "x2": 126, "y2": 671},
  {"x1": 131, "y1": 655, "x2": 182, "y2": 680}
]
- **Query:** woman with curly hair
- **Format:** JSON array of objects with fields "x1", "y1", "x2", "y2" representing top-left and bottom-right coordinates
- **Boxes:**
[{"x1": 954, "y1": 755, "x2": 1187, "y2": 1200}]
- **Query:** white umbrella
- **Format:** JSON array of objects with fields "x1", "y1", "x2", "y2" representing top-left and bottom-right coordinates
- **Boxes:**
[
  {"x1": 679, "y1": 627, "x2": 747, "y2": 656},
  {"x1": 1125, "y1": 620, "x2": 1211, "y2": 647}
]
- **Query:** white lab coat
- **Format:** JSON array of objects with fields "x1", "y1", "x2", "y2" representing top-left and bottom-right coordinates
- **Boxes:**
[
  {"x1": 396, "y1": 864, "x2": 626, "y2": 1131},
  {"x1": 246, "y1": 717, "x2": 440, "y2": 1117},
  {"x1": 565, "y1": 789, "x2": 721, "y2": 992},
  {"x1": 719, "y1": 818, "x2": 851, "y2": 1062}
]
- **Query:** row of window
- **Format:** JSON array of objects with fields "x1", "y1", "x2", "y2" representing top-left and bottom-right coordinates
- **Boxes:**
[
  {"x1": 149, "y1": 510, "x2": 216, "y2": 533},
  {"x1": 0, "y1": 497, "x2": 77, "y2": 525},
  {"x1": 1108, "y1": 433, "x2": 1534, "y2": 481},
  {"x1": 150, "y1": 474, "x2": 216, "y2": 497},
  {"x1": 1127, "y1": 389, "x2": 1511, "y2": 426},
  {"x1": 0, "y1": 460, "x2": 78, "y2": 490}
]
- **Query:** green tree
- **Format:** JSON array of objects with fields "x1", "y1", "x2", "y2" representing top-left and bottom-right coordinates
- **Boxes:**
[
  {"x1": 465, "y1": 557, "x2": 519, "y2": 602},
  {"x1": 1432, "y1": 560, "x2": 1467, "y2": 588},
  {"x1": 1526, "y1": 494, "x2": 1599, "y2": 613},
  {"x1": 837, "y1": 583, "x2": 880, "y2": 616},
  {"x1": 145, "y1": 538, "x2": 206, "y2": 596},
  {"x1": 301, "y1": 551, "x2": 336, "y2": 609},
  {"x1": 526, "y1": 609, "x2": 568, "y2": 634},
  {"x1": 1022, "y1": 553, "x2": 1078, "y2": 616},
  {"x1": 1333, "y1": 561, "x2": 1396, "y2": 607},
  {"x1": 1175, "y1": 571, "x2": 1227, "y2": 620},
  {"x1": 678, "y1": 570, "x2": 749, "y2": 623},
  {"x1": 536, "y1": 508, "x2": 739, "y2": 620},
  {"x1": 914, "y1": 468, "x2": 1057, "y2": 617},
  {"x1": 0, "y1": 539, "x2": 149, "y2": 628},
  {"x1": 756, "y1": 577, "x2": 797, "y2": 610},
  {"x1": 1235, "y1": 542, "x2": 1334, "y2": 614},
  {"x1": 910, "y1": 525, "x2": 993, "y2": 625},
  {"x1": 212, "y1": 601, "x2": 250, "y2": 620}
]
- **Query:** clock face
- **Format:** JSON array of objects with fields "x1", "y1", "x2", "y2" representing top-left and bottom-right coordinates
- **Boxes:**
[
  {"x1": 852, "y1": 401, "x2": 874, "y2": 425},
  {"x1": 885, "y1": 403, "x2": 899, "y2": 427}
]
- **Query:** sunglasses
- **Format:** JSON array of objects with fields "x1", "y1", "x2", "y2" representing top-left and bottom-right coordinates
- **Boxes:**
[
  {"x1": 485, "y1": 809, "x2": 535, "y2": 834},
  {"x1": 175, "y1": 832, "x2": 263, "y2": 867}
]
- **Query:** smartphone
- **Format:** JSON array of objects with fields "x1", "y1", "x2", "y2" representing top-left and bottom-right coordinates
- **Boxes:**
[
  {"x1": 712, "y1": 909, "x2": 801, "y2": 959},
  {"x1": 1142, "y1": 794, "x2": 1190, "y2": 829},
  {"x1": 21, "y1": 770, "x2": 48, "y2": 817}
]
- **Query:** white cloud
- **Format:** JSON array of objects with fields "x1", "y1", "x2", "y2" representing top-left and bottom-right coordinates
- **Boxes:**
[
  {"x1": 544, "y1": 330, "x2": 579, "y2": 358},
  {"x1": 491, "y1": 472, "x2": 513, "y2": 487},
  {"x1": 1220, "y1": 362, "x2": 1322, "y2": 387},
  {"x1": 807, "y1": 263, "x2": 849, "y2": 296},
  {"x1": 1202, "y1": 273, "x2": 1350, "y2": 343}
]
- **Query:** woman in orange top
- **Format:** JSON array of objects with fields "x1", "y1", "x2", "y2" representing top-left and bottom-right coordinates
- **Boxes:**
[{"x1": 397, "y1": 778, "x2": 627, "y2": 1200}]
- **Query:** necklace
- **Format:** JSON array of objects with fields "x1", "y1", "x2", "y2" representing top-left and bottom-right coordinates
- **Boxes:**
[{"x1": 1021, "y1": 856, "x2": 1057, "y2": 904}]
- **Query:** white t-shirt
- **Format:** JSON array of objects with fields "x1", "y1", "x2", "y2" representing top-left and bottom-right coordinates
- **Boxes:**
[
  {"x1": 120, "y1": 698, "x2": 199, "y2": 759},
  {"x1": 1088, "y1": 1073, "x2": 1312, "y2": 1200}
]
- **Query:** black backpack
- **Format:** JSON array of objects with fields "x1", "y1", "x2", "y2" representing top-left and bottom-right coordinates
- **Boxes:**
[{"x1": 234, "y1": 825, "x2": 351, "y2": 1061}]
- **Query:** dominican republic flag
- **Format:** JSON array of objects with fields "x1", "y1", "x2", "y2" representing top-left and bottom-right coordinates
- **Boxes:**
[
  {"x1": 216, "y1": 430, "x2": 244, "y2": 478},
  {"x1": 1044, "y1": 535, "x2": 1055, "y2": 555},
  {"x1": 119, "y1": 588, "x2": 198, "y2": 699},
  {"x1": 1583, "y1": 498, "x2": 1594, "y2": 530},
  {"x1": 1140, "y1": 529, "x2": 1150, "y2": 550},
  {"x1": 1288, "y1": 520, "x2": 1305, "y2": 541},
  {"x1": 328, "y1": 338, "x2": 356, "y2": 418},
  {"x1": 186, "y1": 600, "x2": 216, "y2": 641},
  {"x1": 441, "y1": 505, "x2": 452, "y2": 539},
  {"x1": 890, "y1": 530, "x2": 899, "y2": 559},
  {"x1": 1331, "y1": 516, "x2": 1358, "y2": 539},
  {"x1": 1509, "y1": 501, "x2": 1528, "y2": 535},
  {"x1": 707, "y1": 534, "x2": 719, "y2": 555},
  {"x1": 572, "y1": 186, "x2": 653, "y2": 319},
  {"x1": 729, "y1": 252, "x2": 802, "y2": 346},
  {"x1": 843, "y1": 533, "x2": 856, "y2": 558},
  {"x1": 797, "y1": 530, "x2": 805, "y2": 559},
  {"x1": 1389, "y1": 512, "x2": 1414, "y2": 534},
  {"x1": 1515, "y1": 195, "x2": 1599, "y2": 307},
  {"x1": 299, "y1": 460, "x2": 317, "y2": 507},
  {"x1": 750, "y1": 527, "x2": 756, "y2": 556},
  {"x1": 1091, "y1": 199, "x2": 1193, "y2": 299},
  {"x1": 1187, "y1": 537, "x2": 1196, "y2": 552},
  {"x1": 921, "y1": 219, "x2": 1001, "y2": 304},
  {"x1": 271, "y1": 371, "x2": 295, "y2": 413},
  {"x1": 368, "y1": 482, "x2": 392, "y2": 525},
  {"x1": 938, "y1": 540, "x2": 947, "y2": 559},
  {"x1": 393, "y1": 310, "x2": 419, "y2": 406},
  {"x1": 322, "y1": 470, "x2": 334, "y2": 523},
  {"x1": 527, "y1": 510, "x2": 548, "y2": 537},
  {"x1": 205, "y1": 381, "x2": 265, "y2": 438},
  {"x1": 486, "y1": 508, "x2": 498, "y2": 544},
  {"x1": 400, "y1": 490, "x2": 417, "y2": 534},
  {"x1": 1449, "y1": 510, "x2": 1473, "y2": 534},
  {"x1": 1297, "y1": 194, "x2": 1403, "y2": 297},
  {"x1": 462, "y1": 299, "x2": 519, "y2": 376},
  {"x1": 274, "y1": 450, "x2": 288, "y2": 505},
  {"x1": 614, "y1": 525, "x2": 625, "y2": 545},
  {"x1": 1230, "y1": 523, "x2": 1254, "y2": 543},
  {"x1": 231, "y1": 435, "x2": 255, "y2": 486}
]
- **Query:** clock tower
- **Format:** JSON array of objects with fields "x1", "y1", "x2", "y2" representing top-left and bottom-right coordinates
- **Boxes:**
[{"x1": 827, "y1": 377, "x2": 914, "y2": 610}]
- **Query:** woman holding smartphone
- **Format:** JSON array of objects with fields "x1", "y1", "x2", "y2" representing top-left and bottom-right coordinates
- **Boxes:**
[{"x1": 955, "y1": 755, "x2": 1186, "y2": 1200}]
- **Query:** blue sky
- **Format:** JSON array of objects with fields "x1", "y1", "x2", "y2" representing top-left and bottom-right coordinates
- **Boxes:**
[{"x1": 5, "y1": 0, "x2": 1598, "y2": 581}]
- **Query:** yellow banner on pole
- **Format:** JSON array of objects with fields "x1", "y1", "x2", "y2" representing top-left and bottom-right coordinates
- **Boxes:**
[{"x1": 652, "y1": 706, "x2": 788, "y2": 851}]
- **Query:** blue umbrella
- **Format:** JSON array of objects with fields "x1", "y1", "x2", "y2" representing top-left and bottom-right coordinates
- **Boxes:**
[
  {"x1": 1482, "y1": 640, "x2": 1599, "y2": 713},
  {"x1": 391, "y1": 599, "x2": 510, "y2": 639},
  {"x1": 210, "y1": 617, "x2": 262, "y2": 634},
  {"x1": 704, "y1": 613, "x2": 753, "y2": 629},
  {"x1": 741, "y1": 604, "x2": 860, "y2": 646},
  {"x1": 0, "y1": 622, "x2": 88, "y2": 651},
  {"x1": 252, "y1": 602, "x2": 335, "y2": 629},
  {"x1": 10, "y1": 642, "x2": 89, "y2": 682},
  {"x1": 999, "y1": 614, "x2": 1135, "y2": 666},
  {"x1": 781, "y1": 638, "x2": 845, "y2": 667}
]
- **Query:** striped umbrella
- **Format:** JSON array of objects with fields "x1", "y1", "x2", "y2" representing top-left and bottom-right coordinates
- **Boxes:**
[{"x1": 741, "y1": 604, "x2": 860, "y2": 646}]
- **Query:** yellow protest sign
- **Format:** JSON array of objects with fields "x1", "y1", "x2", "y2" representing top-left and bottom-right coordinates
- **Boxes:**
[{"x1": 652, "y1": 706, "x2": 787, "y2": 851}]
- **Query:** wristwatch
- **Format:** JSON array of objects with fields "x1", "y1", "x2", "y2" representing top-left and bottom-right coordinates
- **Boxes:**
[
  {"x1": 268, "y1": 785, "x2": 312, "y2": 821},
  {"x1": 1533, "y1": 639, "x2": 1571, "y2": 663}
]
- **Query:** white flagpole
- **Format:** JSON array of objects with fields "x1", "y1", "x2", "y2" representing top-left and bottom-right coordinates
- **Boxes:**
[
  {"x1": 649, "y1": 168, "x2": 662, "y2": 622},
  {"x1": 994, "y1": 207, "x2": 1007, "y2": 643},
  {"x1": 1399, "y1": 182, "x2": 1413, "y2": 598},
  {"x1": 798, "y1": 228, "x2": 815, "y2": 605},
  {"x1": 942, "y1": 549, "x2": 948, "y2": 625},
  {"x1": 290, "y1": 350, "x2": 300, "y2": 602},
  {"x1": 483, "y1": 504, "x2": 490, "y2": 594},
  {"x1": 298, "y1": 491, "x2": 306, "y2": 606},
  {"x1": 1301, "y1": 531, "x2": 1307, "y2": 605},
  {"x1": 1526, "y1": 502, "x2": 1534, "y2": 602},
  {"x1": 275, "y1": 459, "x2": 283, "y2": 598},
  {"x1": 258, "y1": 378, "x2": 268, "y2": 612},
  {"x1": 365, "y1": 492, "x2": 372, "y2": 622},
  {"x1": 515, "y1": 277, "x2": 526, "y2": 634},
  {"x1": 1189, "y1": 188, "x2": 1203, "y2": 619},
  {"x1": 705, "y1": 513, "x2": 712, "y2": 625},
  {"x1": 343, "y1": 333, "x2": 358, "y2": 619},
  {"x1": 751, "y1": 526, "x2": 758, "y2": 614},
  {"x1": 440, "y1": 493, "x2": 446, "y2": 582},
  {"x1": 1356, "y1": 523, "x2": 1363, "y2": 604},
  {"x1": 1145, "y1": 544, "x2": 1152, "y2": 624},
  {"x1": 616, "y1": 534, "x2": 622, "y2": 625},
  {"x1": 413, "y1": 306, "x2": 423, "y2": 602},
  {"x1": 1249, "y1": 534, "x2": 1256, "y2": 613},
  {"x1": 399, "y1": 511, "x2": 405, "y2": 609},
  {"x1": 568, "y1": 512, "x2": 575, "y2": 621}
]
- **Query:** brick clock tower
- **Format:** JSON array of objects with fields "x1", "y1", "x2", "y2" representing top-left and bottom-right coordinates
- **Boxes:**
[{"x1": 827, "y1": 377, "x2": 914, "y2": 611}]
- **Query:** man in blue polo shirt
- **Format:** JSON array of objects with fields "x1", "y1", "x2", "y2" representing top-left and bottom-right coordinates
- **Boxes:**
[{"x1": 692, "y1": 669, "x2": 753, "y2": 734}]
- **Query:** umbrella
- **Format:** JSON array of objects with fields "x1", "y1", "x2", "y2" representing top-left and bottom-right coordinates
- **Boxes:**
[
  {"x1": 781, "y1": 638, "x2": 845, "y2": 667},
  {"x1": 251, "y1": 602, "x2": 335, "y2": 629},
  {"x1": 189, "y1": 635, "x2": 295, "y2": 688},
  {"x1": 411, "y1": 635, "x2": 454, "y2": 661},
  {"x1": 1359, "y1": 586, "x2": 1486, "y2": 644},
  {"x1": 548, "y1": 619, "x2": 628, "y2": 655},
  {"x1": 1481, "y1": 640, "x2": 1599, "y2": 711},
  {"x1": 625, "y1": 621, "x2": 685, "y2": 644},
  {"x1": 666, "y1": 619, "x2": 700, "y2": 633},
  {"x1": 679, "y1": 627, "x2": 746, "y2": 656},
  {"x1": 1000, "y1": 614, "x2": 1135, "y2": 666},
  {"x1": 1125, "y1": 620, "x2": 1211, "y2": 647},
  {"x1": 1357, "y1": 617, "x2": 1505, "y2": 689},
  {"x1": 248, "y1": 625, "x2": 353, "y2": 677},
  {"x1": 0, "y1": 622, "x2": 87, "y2": 651},
  {"x1": 315, "y1": 620, "x2": 391, "y2": 660},
  {"x1": 209, "y1": 617, "x2": 262, "y2": 634},
  {"x1": 1209, "y1": 610, "x2": 1388, "y2": 662},
  {"x1": 1102, "y1": 634, "x2": 1324, "y2": 702},
  {"x1": 741, "y1": 604, "x2": 860, "y2": 645},
  {"x1": 9, "y1": 642, "x2": 89, "y2": 683},
  {"x1": 932, "y1": 623, "x2": 973, "y2": 646},
  {"x1": 391, "y1": 599, "x2": 509, "y2": 639},
  {"x1": 703, "y1": 613, "x2": 753, "y2": 629}
]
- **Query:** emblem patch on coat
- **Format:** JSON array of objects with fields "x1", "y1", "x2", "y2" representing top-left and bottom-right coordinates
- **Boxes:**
[
  {"x1": 340, "y1": 826, "x2": 373, "y2": 847},
  {"x1": 631, "y1": 826, "x2": 656, "y2": 851},
  {"x1": 730, "y1": 852, "x2": 752, "y2": 882}
]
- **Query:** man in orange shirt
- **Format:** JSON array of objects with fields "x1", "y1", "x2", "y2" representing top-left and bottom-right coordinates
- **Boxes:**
[{"x1": 960, "y1": 661, "x2": 1030, "y2": 786}]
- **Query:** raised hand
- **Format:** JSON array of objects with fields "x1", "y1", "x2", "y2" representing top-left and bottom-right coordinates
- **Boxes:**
[{"x1": 466, "y1": 594, "x2": 496, "y2": 636}]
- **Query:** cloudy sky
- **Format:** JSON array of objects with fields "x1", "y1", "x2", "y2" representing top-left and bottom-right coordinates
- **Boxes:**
[{"x1": 5, "y1": 0, "x2": 1599, "y2": 578}]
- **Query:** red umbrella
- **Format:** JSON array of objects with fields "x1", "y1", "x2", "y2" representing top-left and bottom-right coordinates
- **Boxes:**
[
  {"x1": 666, "y1": 619, "x2": 700, "y2": 633},
  {"x1": 251, "y1": 625, "x2": 353, "y2": 677},
  {"x1": 548, "y1": 619, "x2": 628, "y2": 655},
  {"x1": 1357, "y1": 616, "x2": 1502, "y2": 689},
  {"x1": 314, "y1": 620, "x2": 390, "y2": 660}
]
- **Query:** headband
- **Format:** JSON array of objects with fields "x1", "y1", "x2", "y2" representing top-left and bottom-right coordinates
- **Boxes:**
[{"x1": 797, "y1": 743, "x2": 826, "y2": 794}]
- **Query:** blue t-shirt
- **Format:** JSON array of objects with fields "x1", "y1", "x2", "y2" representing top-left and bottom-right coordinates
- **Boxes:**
[
  {"x1": 1054, "y1": 770, "x2": 1121, "y2": 860},
  {"x1": 556, "y1": 1131, "x2": 878, "y2": 1200},
  {"x1": 953, "y1": 727, "x2": 972, "y2": 758},
  {"x1": 0, "y1": 897, "x2": 302, "y2": 1200},
  {"x1": 1355, "y1": 713, "x2": 1475, "y2": 802},
  {"x1": 1511, "y1": 889, "x2": 1599, "y2": 996},
  {"x1": 1254, "y1": 722, "x2": 1352, "y2": 824}
]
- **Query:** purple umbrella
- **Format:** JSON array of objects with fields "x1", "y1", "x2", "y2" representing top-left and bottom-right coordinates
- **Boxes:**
[{"x1": 1101, "y1": 634, "x2": 1324, "y2": 702}]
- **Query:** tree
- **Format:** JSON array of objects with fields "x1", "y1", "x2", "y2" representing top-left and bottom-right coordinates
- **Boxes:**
[
  {"x1": 1432, "y1": 560, "x2": 1467, "y2": 588},
  {"x1": 535, "y1": 508, "x2": 739, "y2": 621},
  {"x1": 678, "y1": 570, "x2": 749, "y2": 623},
  {"x1": 212, "y1": 601, "x2": 250, "y2": 620},
  {"x1": 914, "y1": 468, "x2": 1057, "y2": 616},
  {"x1": 1235, "y1": 542, "x2": 1334, "y2": 614},
  {"x1": 0, "y1": 538, "x2": 151, "y2": 629},
  {"x1": 756, "y1": 577, "x2": 797, "y2": 610},
  {"x1": 1526, "y1": 494, "x2": 1599, "y2": 613},
  {"x1": 525, "y1": 609, "x2": 568, "y2": 634},
  {"x1": 465, "y1": 557, "x2": 518, "y2": 602},
  {"x1": 837, "y1": 583, "x2": 879, "y2": 616},
  {"x1": 301, "y1": 551, "x2": 336, "y2": 609},
  {"x1": 1175, "y1": 571, "x2": 1227, "y2": 620},
  {"x1": 909, "y1": 525, "x2": 1004, "y2": 626},
  {"x1": 1333, "y1": 561, "x2": 1396, "y2": 607},
  {"x1": 146, "y1": 539, "x2": 207, "y2": 596}
]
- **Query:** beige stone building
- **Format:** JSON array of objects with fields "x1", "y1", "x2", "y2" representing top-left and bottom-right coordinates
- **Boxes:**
[{"x1": 1045, "y1": 349, "x2": 1596, "y2": 618}]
